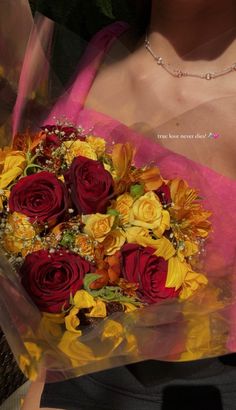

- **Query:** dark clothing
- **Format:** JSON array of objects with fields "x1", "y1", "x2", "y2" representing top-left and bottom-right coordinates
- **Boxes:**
[{"x1": 40, "y1": 355, "x2": 236, "y2": 410}]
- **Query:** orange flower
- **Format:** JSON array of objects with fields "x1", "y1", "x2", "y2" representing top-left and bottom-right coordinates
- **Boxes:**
[
  {"x1": 90, "y1": 251, "x2": 122, "y2": 289},
  {"x1": 138, "y1": 166, "x2": 163, "y2": 191},
  {"x1": 169, "y1": 179, "x2": 212, "y2": 240},
  {"x1": 111, "y1": 143, "x2": 134, "y2": 180},
  {"x1": 106, "y1": 251, "x2": 122, "y2": 283},
  {"x1": 75, "y1": 234, "x2": 95, "y2": 258},
  {"x1": 12, "y1": 130, "x2": 46, "y2": 152}
]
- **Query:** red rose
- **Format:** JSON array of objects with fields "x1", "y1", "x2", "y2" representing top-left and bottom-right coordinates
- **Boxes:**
[
  {"x1": 20, "y1": 250, "x2": 91, "y2": 313},
  {"x1": 9, "y1": 171, "x2": 68, "y2": 226},
  {"x1": 155, "y1": 183, "x2": 172, "y2": 206},
  {"x1": 65, "y1": 156, "x2": 114, "y2": 214},
  {"x1": 121, "y1": 244, "x2": 179, "y2": 304}
]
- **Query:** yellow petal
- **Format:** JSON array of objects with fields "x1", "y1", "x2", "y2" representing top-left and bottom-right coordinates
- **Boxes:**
[
  {"x1": 135, "y1": 235, "x2": 175, "y2": 260},
  {"x1": 101, "y1": 319, "x2": 124, "y2": 350},
  {"x1": 86, "y1": 299, "x2": 107, "y2": 318},
  {"x1": 181, "y1": 240, "x2": 199, "y2": 257},
  {"x1": 0, "y1": 167, "x2": 23, "y2": 189},
  {"x1": 180, "y1": 271, "x2": 208, "y2": 300},
  {"x1": 122, "y1": 302, "x2": 138, "y2": 313},
  {"x1": 153, "y1": 210, "x2": 170, "y2": 237},
  {"x1": 111, "y1": 143, "x2": 134, "y2": 179},
  {"x1": 166, "y1": 256, "x2": 189, "y2": 290},
  {"x1": 2, "y1": 152, "x2": 26, "y2": 173},
  {"x1": 73, "y1": 290, "x2": 96, "y2": 309},
  {"x1": 65, "y1": 307, "x2": 82, "y2": 334},
  {"x1": 58, "y1": 331, "x2": 95, "y2": 367}
]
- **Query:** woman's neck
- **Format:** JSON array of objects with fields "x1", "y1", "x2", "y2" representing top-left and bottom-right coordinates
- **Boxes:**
[{"x1": 149, "y1": 0, "x2": 236, "y2": 63}]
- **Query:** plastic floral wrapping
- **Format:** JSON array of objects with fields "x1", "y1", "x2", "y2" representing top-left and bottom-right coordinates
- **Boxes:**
[{"x1": 0, "y1": 1, "x2": 236, "y2": 383}]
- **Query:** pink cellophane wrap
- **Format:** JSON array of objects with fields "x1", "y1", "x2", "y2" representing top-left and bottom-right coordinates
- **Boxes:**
[{"x1": 0, "y1": 4, "x2": 236, "y2": 382}]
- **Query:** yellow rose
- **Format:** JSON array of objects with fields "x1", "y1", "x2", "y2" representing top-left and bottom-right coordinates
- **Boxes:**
[
  {"x1": 0, "y1": 151, "x2": 26, "y2": 189},
  {"x1": 3, "y1": 212, "x2": 43, "y2": 256},
  {"x1": 129, "y1": 191, "x2": 163, "y2": 229},
  {"x1": 86, "y1": 135, "x2": 106, "y2": 158},
  {"x1": 75, "y1": 234, "x2": 95, "y2": 258},
  {"x1": 102, "y1": 229, "x2": 126, "y2": 255},
  {"x1": 83, "y1": 214, "x2": 115, "y2": 242},
  {"x1": 113, "y1": 193, "x2": 134, "y2": 224},
  {"x1": 62, "y1": 140, "x2": 97, "y2": 165}
]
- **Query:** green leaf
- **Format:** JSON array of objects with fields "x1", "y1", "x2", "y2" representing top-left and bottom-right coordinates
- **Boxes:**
[
  {"x1": 96, "y1": 0, "x2": 115, "y2": 19},
  {"x1": 60, "y1": 231, "x2": 75, "y2": 248},
  {"x1": 130, "y1": 184, "x2": 144, "y2": 199},
  {"x1": 83, "y1": 273, "x2": 103, "y2": 293}
]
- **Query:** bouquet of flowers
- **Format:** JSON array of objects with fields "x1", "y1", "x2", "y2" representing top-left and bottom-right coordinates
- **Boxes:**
[{"x1": 0, "y1": 122, "x2": 212, "y2": 370}]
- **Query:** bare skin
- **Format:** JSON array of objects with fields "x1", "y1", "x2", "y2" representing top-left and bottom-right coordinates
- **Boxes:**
[
  {"x1": 23, "y1": 1, "x2": 236, "y2": 409},
  {"x1": 85, "y1": 0, "x2": 236, "y2": 179}
]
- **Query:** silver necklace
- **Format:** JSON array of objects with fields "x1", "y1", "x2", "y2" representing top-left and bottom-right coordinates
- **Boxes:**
[{"x1": 145, "y1": 33, "x2": 236, "y2": 80}]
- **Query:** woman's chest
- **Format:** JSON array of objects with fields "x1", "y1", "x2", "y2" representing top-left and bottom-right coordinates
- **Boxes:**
[{"x1": 86, "y1": 70, "x2": 236, "y2": 179}]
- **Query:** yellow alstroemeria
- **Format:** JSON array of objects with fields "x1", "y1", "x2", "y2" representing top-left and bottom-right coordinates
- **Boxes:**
[
  {"x1": 0, "y1": 151, "x2": 26, "y2": 189},
  {"x1": 166, "y1": 255, "x2": 208, "y2": 298},
  {"x1": 138, "y1": 166, "x2": 163, "y2": 191},
  {"x1": 131, "y1": 233, "x2": 176, "y2": 261},
  {"x1": 179, "y1": 270, "x2": 208, "y2": 300},
  {"x1": 111, "y1": 142, "x2": 134, "y2": 180},
  {"x1": 180, "y1": 240, "x2": 199, "y2": 258},
  {"x1": 166, "y1": 255, "x2": 189, "y2": 291},
  {"x1": 168, "y1": 178, "x2": 212, "y2": 240}
]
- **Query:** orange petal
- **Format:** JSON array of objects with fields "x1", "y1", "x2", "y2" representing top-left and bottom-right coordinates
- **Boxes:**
[{"x1": 111, "y1": 143, "x2": 134, "y2": 179}]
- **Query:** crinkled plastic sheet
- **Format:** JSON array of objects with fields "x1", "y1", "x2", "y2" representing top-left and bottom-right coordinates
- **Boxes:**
[{"x1": 0, "y1": 0, "x2": 236, "y2": 383}]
